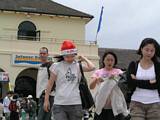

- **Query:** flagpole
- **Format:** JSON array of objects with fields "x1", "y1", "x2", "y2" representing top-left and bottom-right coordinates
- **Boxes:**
[
  {"x1": 95, "y1": 6, "x2": 104, "y2": 45},
  {"x1": 95, "y1": 33, "x2": 98, "y2": 44}
]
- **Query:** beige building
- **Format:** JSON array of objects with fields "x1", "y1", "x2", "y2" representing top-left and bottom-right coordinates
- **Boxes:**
[{"x1": 0, "y1": 0, "x2": 99, "y2": 98}]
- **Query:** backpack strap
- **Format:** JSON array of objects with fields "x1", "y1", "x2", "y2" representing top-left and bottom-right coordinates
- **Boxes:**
[
  {"x1": 46, "y1": 62, "x2": 56, "y2": 92},
  {"x1": 78, "y1": 61, "x2": 87, "y2": 83},
  {"x1": 79, "y1": 61, "x2": 84, "y2": 79},
  {"x1": 46, "y1": 62, "x2": 52, "y2": 79}
]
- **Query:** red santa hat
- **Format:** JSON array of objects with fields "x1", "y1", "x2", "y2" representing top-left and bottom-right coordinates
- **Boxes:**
[{"x1": 61, "y1": 40, "x2": 78, "y2": 56}]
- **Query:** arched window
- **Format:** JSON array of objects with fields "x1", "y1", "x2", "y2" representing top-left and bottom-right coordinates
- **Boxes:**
[{"x1": 18, "y1": 21, "x2": 40, "y2": 41}]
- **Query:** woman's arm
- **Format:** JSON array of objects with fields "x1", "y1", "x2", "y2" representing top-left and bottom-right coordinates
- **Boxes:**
[
  {"x1": 78, "y1": 55, "x2": 95, "y2": 72},
  {"x1": 44, "y1": 72, "x2": 57, "y2": 112},
  {"x1": 127, "y1": 62, "x2": 157, "y2": 90},
  {"x1": 132, "y1": 78, "x2": 157, "y2": 89},
  {"x1": 90, "y1": 77, "x2": 98, "y2": 89},
  {"x1": 90, "y1": 77, "x2": 103, "y2": 89}
]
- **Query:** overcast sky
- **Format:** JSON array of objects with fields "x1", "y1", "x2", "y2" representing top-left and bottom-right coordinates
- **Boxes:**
[{"x1": 54, "y1": 0, "x2": 160, "y2": 49}]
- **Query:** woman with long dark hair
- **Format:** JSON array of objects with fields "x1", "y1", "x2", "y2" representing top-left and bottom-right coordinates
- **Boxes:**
[{"x1": 127, "y1": 38, "x2": 160, "y2": 120}]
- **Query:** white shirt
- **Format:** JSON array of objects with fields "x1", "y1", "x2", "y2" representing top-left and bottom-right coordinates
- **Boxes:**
[
  {"x1": 131, "y1": 63, "x2": 160, "y2": 104},
  {"x1": 36, "y1": 66, "x2": 54, "y2": 98},
  {"x1": 3, "y1": 96, "x2": 10, "y2": 113},
  {"x1": 50, "y1": 61, "x2": 81, "y2": 105}
]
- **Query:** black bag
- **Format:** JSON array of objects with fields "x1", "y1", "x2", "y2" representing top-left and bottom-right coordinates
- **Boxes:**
[
  {"x1": 118, "y1": 61, "x2": 138, "y2": 104},
  {"x1": 118, "y1": 72, "x2": 131, "y2": 102},
  {"x1": 79, "y1": 61, "x2": 94, "y2": 109}
]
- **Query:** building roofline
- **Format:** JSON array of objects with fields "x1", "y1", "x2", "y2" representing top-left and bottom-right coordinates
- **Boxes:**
[
  {"x1": 0, "y1": 0, "x2": 94, "y2": 19},
  {"x1": 0, "y1": 9, "x2": 94, "y2": 19}
]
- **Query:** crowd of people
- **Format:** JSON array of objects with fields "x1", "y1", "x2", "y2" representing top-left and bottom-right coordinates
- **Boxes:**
[
  {"x1": 42, "y1": 38, "x2": 160, "y2": 120},
  {"x1": 1, "y1": 38, "x2": 160, "y2": 120},
  {"x1": 2, "y1": 91, "x2": 37, "y2": 120}
]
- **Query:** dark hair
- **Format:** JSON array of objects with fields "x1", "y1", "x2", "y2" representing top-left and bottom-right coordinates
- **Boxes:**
[
  {"x1": 13, "y1": 94, "x2": 18, "y2": 100},
  {"x1": 40, "y1": 47, "x2": 48, "y2": 53},
  {"x1": 137, "y1": 38, "x2": 160, "y2": 62},
  {"x1": 54, "y1": 55, "x2": 64, "y2": 62},
  {"x1": 101, "y1": 51, "x2": 118, "y2": 68},
  {"x1": 54, "y1": 53, "x2": 77, "y2": 62}
]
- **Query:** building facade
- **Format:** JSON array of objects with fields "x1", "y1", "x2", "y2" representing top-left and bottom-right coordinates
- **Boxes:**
[{"x1": 0, "y1": 0, "x2": 99, "y2": 98}]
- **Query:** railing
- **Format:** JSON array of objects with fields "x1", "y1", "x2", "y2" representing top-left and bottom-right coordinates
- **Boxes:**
[
  {"x1": 0, "y1": 35, "x2": 97, "y2": 45},
  {"x1": 0, "y1": 35, "x2": 98, "y2": 58}
]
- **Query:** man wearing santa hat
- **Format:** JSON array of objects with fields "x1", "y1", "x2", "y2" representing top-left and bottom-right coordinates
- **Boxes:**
[{"x1": 44, "y1": 40, "x2": 95, "y2": 120}]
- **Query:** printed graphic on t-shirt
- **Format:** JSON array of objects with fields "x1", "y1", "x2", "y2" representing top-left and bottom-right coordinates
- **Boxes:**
[{"x1": 65, "y1": 68, "x2": 76, "y2": 82}]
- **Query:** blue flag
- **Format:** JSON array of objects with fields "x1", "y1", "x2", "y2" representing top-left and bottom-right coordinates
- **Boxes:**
[{"x1": 97, "y1": 6, "x2": 104, "y2": 33}]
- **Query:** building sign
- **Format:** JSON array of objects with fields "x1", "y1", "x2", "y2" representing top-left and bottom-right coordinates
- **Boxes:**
[
  {"x1": 12, "y1": 54, "x2": 53, "y2": 66},
  {"x1": 0, "y1": 72, "x2": 9, "y2": 82}
]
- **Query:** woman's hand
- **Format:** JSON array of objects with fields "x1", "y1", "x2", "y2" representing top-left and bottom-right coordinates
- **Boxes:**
[
  {"x1": 77, "y1": 55, "x2": 87, "y2": 61},
  {"x1": 150, "y1": 80, "x2": 156, "y2": 84},
  {"x1": 108, "y1": 74, "x2": 115, "y2": 79},
  {"x1": 43, "y1": 99, "x2": 50, "y2": 112},
  {"x1": 96, "y1": 77, "x2": 104, "y2": 83},
  {"x1": 131, "y1": 74, "x2": 136, "y2": 80},
  {"x1": 78, "y1": 55, "x2": 95, "y2": 72},
  {"x1": 90, "y1": 77, "x2": 103, "y2": 89}
]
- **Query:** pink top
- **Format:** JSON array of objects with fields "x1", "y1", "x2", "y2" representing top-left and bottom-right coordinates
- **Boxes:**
[{"x1": 92, "y1": 68, "x2": 123, "y2": 78}]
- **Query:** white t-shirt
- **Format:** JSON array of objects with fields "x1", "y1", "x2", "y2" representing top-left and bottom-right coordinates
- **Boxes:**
[
  {"x1": 50, "y1": 61, "x2": 81, "y2": 105},
  {"x1": 36, "y1": 66, "x2": 54, "y2": 98},
  {"x1": 131, "y1": 63, "x2": 160, "y2": 104},
  {"x1": 3, "y1": 96, "x2": 10, "y2": 113}
]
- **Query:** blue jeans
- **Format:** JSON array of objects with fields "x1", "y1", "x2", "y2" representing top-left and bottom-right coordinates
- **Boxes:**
[{"x1": 37, "y1": 96, "x2": 54, "y2": 120}]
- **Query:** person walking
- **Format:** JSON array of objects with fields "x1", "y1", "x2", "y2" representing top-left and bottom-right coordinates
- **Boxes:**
[
  {"x1": 44, "y1": 40, "x2": 95, "y2": 120},
  {"x1": 127, "y1": 38, "x2": 160, "y2": 120},
  {"x1": 9, "y1": 94, "x2": 20, "y2": 120},
  {"x1": 3, "y1": 91, "x2": 13, "y2": 120},
  {"x1": 27, "y1": 95, "x2": 37, "y2": 120},
  {"x1": 90, "y1": 51, "x2": 130, "y2": 120},
  {"x1": 37, "y1": 47, "x2": 54, "y2": 120},
  {"x1": 20, "y1": 97, "x2": 29, "y2": 120}
]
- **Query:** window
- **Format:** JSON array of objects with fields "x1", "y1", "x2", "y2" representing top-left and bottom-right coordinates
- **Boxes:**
[{"x1": 18, "y1": 21, "x2": 40, "y2": 41}]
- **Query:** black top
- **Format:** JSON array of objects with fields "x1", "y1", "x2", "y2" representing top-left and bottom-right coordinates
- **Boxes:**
[{"x1": 127, "y1": 61, "x2": 160, "y2": 98}]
